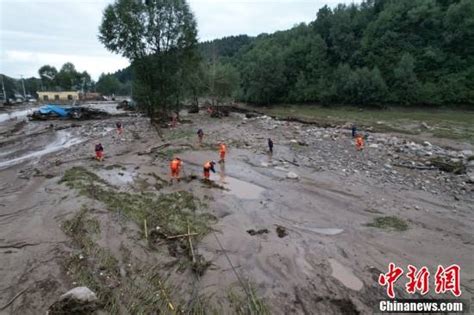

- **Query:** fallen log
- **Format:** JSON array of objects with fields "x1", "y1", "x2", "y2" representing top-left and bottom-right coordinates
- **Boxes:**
[
  {"x1": 137, "y1": 143, "x2": 171, "y2": 155},
  {"x1": 166, "y1": 232, "x2": 198, "y2": 240}
]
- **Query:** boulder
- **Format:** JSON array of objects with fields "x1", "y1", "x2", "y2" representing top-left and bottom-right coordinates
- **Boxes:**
[
  {"x1": 49, "y1": 287, "x2": 98, "y2": 315},
  {"x1": 369, "y1": 144, "x2": 379, "y2": 149},
  {"x1": 286, "y1": 172, "x2": 299, "y2": 179}
]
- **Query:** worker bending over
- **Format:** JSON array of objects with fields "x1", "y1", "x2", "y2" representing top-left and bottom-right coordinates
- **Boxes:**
[
  {"x1": 203, "y1": 161, "x2": 216, "y2": 179},
  {"x1": 170, "y1": 157, "x2": 183, "y2": 183}
]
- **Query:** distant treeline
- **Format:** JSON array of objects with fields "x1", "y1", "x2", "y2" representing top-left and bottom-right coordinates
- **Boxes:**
[{"x1": 112, "y1": 0, "x2": 473, "y2": 107}]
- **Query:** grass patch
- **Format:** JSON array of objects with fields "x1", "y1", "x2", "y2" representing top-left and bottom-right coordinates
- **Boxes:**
[
  {"x1": 228, "y1": 282, "x2": 270, "y2": 315},
  {"x1": 166, "y1": 129, "x2": 194, "y2": 141},
  {"x1": 366, "y1": 216, "x2": 409, "y2": 231},
  {"x1": 61, "y1": 167, "x2": 214, "y2": 239},
  {"x1": 255, "y1": 105, "x2": 474, "y2": 143},
  {"x1": 62, "y1": 208, "x2": 120, "y2": 313},
  {"x1": 61, "y1": 208, "x2": 181, "y2": 313},
  {"x1": 104, "y1": 164, "x2": 127, "y2": 171}
]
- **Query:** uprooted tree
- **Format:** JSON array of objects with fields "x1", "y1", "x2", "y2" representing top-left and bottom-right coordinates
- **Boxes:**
[{"x1": 99, "y1": 0, "x2": 199, "y2": 118}]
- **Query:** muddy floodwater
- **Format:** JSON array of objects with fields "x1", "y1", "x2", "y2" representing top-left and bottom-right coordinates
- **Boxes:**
[{"x1": 0, "y1": 105, "x2": 472, "y2": 314}]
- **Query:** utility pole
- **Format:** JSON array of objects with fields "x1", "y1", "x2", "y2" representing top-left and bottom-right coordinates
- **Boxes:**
[
  {"x1": 20, "y1": 75, "x2": 26, "y2": 99},
  {"x1": 1, "y1": 75, "x2": 6, "y2": 103}
]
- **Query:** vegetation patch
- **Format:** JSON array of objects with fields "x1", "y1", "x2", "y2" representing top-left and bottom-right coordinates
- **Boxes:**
[
  {"x1": 61, "y1": 208, "x2": 120, "y2": 313},
  {"x1": 366, "y1": 216, "x2": 409, "y2": 231},
  {"x1": 228, "y1": 282, "x2": 270, "y2": 315},
  {"x1": 61, "y1": 167, "x2": 215, "y2": 240},
  {"x1": 104, "y1": 164, "x2": 127, "y2": 171},
  {"x1": 430, "y1": 157, "x2": 466, "y2": 174}
]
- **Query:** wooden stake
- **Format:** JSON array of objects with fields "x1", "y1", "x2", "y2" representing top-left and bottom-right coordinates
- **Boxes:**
[
  {"x1": 144, "y1": 219, "x2": 148, "y2": 240},
  {"x1": 187, "y1": 220, "x2": 196, "y2": 263}
]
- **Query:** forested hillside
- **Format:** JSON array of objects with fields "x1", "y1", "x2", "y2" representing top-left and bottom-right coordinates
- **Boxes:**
[
  {"x1": 228, "y1": 0, "x2": 474, "y2": 106},
  {"x1": 109, "y1": 0, "x2": 473, "y2": 108}
]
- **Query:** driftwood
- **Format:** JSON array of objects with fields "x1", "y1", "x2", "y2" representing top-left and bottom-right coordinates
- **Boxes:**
[
  {"x1": 0, "y1": 288, "x2": 28, "y2": 310},
  {"x1": 166, "y1": 232, "x2": 198, "y2": 240},
  {"x1": 393, "y1": 163, "x2": 435, "y2": 170},
  {"x1": 137, "y1": 143, "x2": 171, "y2": 155}
]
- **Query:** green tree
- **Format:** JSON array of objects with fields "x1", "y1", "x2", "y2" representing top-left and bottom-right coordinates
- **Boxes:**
[
  {"x1": 392, "y1": 53, "x2": 420, "y2": 105},
  {"x1": 207, "y1": 62, "x2": 240, "y2": 105},
  {"x1": 96, "y1": 73, "x2": 122, "y2": 95},
  {"x1": 240, "y1": 45, "x2": 286, "y2": 105},
  {"x1": 38, "y1": 65, "x2": 58, "y2": 90},
  {"x1": 99, "y1": 0, "x2": 199, "y2": 117}
]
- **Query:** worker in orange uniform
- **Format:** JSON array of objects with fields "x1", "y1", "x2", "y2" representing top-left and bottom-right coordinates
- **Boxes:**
[
  {"x1": 170, "y1": 157, "x2": 182, "y2": 183},
  {"x1": 219, "y1": 142, "x2": 227, "y2": 162},
  {"x1": 203, "y1": 161, "x2": 216, "y2": 179},
  {"x1": 95, "y1": 143, "x2": 104, "y2": 161},
  {"x1": 355, "y1": 134, "x2": 364, "y2": 151}
]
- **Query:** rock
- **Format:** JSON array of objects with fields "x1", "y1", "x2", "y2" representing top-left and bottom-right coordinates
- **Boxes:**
[
  {"x1": 261, "y1": 162, "x2": 269, "y2": 167},
  {"x1": 462, "y1": 150, "x2": 473, "y2": 157},
  {"x1": 466, "y1": 173, "x2": 474, "y2": 184},
  {"x1": 59, "y1": 287, "x2": 97, "y2": 302},
  {"x1": 286, "y1": 172, "x2": 299, "y2": 179},
  {"x1": 290, "y1": 139, "x2": 298, "y2": 144},
  {"x1": 49, "y1": 287, "x2": 98, "y2": 314},
  {"x1": 420, "y1": 122, "x2": 430, "y2": 129},
  {"x1": 384, "y1": 163, "x2": 392, "y2": 169},
  {"x1": 425, "y1": 151, "x2": 433, "y2": 156},
  {"x1": 423, "y1": 141, "x2": 432, "y2": 147},
  {"x1": 369, "y1": 144, "x2": 379, "y2": 149}
]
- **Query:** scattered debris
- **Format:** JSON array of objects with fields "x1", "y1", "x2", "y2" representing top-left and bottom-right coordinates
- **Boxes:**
[
  {"x1": 247, "y1": 228, "x2": 269, "y2": 236},
  {"x1": 276, "y1": 225, "x2": 288, "y2": 238},
  {"x1": 29, "y1": 105, "x2": 109, "y2": 121}
]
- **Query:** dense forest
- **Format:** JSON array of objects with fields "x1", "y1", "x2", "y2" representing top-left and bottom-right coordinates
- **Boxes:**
[{"x1": 210, "y1": 0, "x2": 474, "y2": 107}]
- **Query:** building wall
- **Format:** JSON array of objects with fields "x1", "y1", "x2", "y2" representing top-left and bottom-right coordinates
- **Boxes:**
[{"x1": 37, "y1": 91, "x2": 79, "y2": 102}]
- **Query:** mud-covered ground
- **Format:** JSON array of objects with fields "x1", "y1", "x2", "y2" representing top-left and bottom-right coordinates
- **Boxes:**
[{"x1": 0, "y1": 105, "x2": 473, "y2": 314}]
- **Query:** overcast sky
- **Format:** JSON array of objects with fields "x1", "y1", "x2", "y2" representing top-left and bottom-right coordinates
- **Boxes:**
[{"x1": 0, "y1": 0, "x2": 355, "y2": 80}]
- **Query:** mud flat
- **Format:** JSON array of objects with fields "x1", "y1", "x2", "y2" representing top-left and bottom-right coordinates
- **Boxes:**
[{"x1": 0, "y1": 107, "x2": 472, "y2": 314}]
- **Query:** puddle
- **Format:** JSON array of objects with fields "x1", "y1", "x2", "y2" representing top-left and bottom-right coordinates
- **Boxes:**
[
  {"x1": 220, "y1": 176, "x2": 265, "y2": 199},
  {"x1": 328, "y1": 259, "x2": 363, "y2": 291},
  {"x1": 0, "y1": 130, "x2": 84, "y2": 169},
  {"x1": 293, "y1": 224, "x2": 344, "y2": 235},
  {"x1": 97, "y1": 169, "x2": 135, "y2": 185}
]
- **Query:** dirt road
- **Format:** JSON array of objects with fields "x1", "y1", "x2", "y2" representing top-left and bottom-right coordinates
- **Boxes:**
[{"x1": 0, "y1": 107, "x2": 472, "y2": 314}]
